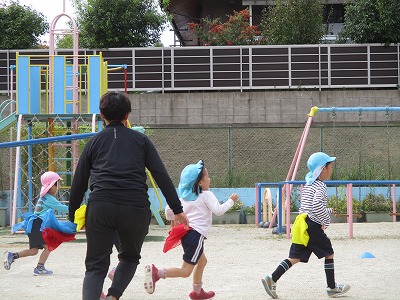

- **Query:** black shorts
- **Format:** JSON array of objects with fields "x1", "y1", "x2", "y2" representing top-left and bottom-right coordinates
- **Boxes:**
[
  {"x1": 28, "y1": 218, "x2": 45, "y2": 249},
  {"x1": 289, "y1": 217, "x2": 334, "y2": 262},
  {"x1": 181, "y1": 230, "x2": 205, "y2": 265}
]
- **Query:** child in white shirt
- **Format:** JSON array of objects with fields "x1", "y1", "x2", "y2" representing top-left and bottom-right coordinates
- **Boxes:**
[{"x1": 144, "y1": 160, "x2": 238, "y2": 300}]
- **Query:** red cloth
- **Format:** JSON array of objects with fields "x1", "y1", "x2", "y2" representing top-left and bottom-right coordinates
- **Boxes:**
[
  {"x1": 42, "y1": 228, "x2": 76, "y2": 251},
  {"x1": 163, "y1": 224, "x2": 192, "y2": 253}
]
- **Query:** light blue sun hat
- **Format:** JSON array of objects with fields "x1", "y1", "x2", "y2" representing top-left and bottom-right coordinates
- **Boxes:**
[
  {"x1": 178, "y1": 160, "x2": 204, "y2": 201},
  {"x1": 305, "y1": 152, "x2": 336, "y2": 185}
]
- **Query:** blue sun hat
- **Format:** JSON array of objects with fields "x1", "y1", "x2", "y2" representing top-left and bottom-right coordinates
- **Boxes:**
[
  {"x1": 305, "y1": 152, "x2": 336, "y2": 185},
  {"x1": 178, "y1": 160, "x2": 204, "y2": 201}
]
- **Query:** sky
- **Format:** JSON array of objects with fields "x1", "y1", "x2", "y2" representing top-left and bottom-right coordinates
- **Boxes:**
[{"x1": 17, "y1": 0, "x2": 175, "y2": 46}]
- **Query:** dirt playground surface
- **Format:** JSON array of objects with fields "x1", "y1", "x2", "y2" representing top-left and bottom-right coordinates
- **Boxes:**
[{"x1": 1, "y1": 222, "x2": 400, "y2": 299}]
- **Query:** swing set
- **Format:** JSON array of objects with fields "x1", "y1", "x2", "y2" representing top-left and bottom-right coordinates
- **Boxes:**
[{"x1": 256, "y1": 106, "x2": 400, "y2": 238}]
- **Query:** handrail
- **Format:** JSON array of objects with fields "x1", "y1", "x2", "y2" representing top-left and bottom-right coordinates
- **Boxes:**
[
  {"x1": 0, "y1": 99, "x2": 16, "y2": 118},
  {"x1": 256, "y1": 180, "x2": 400, "y2": 238}
]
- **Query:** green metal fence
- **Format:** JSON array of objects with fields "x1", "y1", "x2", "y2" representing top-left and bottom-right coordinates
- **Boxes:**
[
  {"x1": 1, "y1": 123, "x2": 400, "y2": 196},
  {"x1": 148, "y1": 124, "x2": 400, "y2": 187}
]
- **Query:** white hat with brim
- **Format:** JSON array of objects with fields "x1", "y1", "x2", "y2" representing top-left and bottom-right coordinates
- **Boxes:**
[
  {"x1": 305, "y1": 152, "x2": 336, "y2": 185},
  {"x1": 40, "y1": 171, "x2": 62, "y2": 197},
  {"x1": 178, "y1": 160, "x2": 204, "y2": 201}
]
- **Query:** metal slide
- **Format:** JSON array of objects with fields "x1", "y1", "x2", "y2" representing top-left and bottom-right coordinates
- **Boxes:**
[{"x1": 0, "y1": 99, "x2": 17, "y2": 134}]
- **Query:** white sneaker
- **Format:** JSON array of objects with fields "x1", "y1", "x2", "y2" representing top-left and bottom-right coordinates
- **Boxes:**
[
  {"x1": 262, "y1": 274, "x2": 278, "y2": 299},
  {"x1": 327, "y1": 283, "x2": 350, "y2": 298}
]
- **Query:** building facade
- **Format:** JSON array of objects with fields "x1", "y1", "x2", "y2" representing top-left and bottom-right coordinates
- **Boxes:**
[{"x1": 166, "y1": 0, "x2": 346, "y2": 46}]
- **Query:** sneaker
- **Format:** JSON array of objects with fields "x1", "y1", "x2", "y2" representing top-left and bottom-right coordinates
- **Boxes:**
[
  {"x1": 262, "y1": 275, "x2": 278, "y2": 299},
  {"x1": 3, "y1": 251, "x2": 14, "y2": 270},
  {"x1": 189, "y1": 288, "x2": 215, "y2": 299},
  {"x1": 33, "y1": 267, "x2": 53, "y2": 276},
  {"x1": 327, "y1": 283, "x2": 350, "y2": 298},
  {"x1": 108, "y1": 267, "x2": 116, "y2": 281},
  {"x1": 144, "y1": 264, "x2": 160, "y2": 294}
]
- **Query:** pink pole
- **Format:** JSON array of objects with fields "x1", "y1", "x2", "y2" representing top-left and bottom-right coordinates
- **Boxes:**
[
  {"x1": 392, "y1": 184, "x2": 397, "y2": 222},
  {"x1": 347, "y1": 183, "x2": 353, "y2": 239},
  {"x1": 9, "y1": 67, "x2": 14, "y2": 228},
  {"x1": 270, "y1": 109, "x2": 317, "y2": 230},
  {"x1": 11, "y1": 114, "x2": 23, "y2": 233}
]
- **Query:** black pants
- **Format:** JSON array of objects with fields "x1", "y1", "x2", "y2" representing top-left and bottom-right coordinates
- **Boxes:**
[{"x1": 82, "y1": 200, "x2": 151, "y2": 300}]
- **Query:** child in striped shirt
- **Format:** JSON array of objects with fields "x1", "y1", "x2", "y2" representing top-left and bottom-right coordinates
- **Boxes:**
[{"x1": 261, "y1": 152, "x2": 350, "y2": 298}]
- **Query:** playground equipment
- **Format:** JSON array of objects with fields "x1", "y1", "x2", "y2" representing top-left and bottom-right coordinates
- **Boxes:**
[
  {"x1": 0, "y1": 3, "x2": 160, "y2": 231},
  {"x1": 256, "y1": 106, "x2": 400, "y2": 237}
]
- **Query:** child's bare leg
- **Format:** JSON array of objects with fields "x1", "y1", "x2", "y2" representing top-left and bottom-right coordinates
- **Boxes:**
[
  {"x1": 16, "y1": 247, "x2": 39, "y2": 258},
  {"x1": 287, "y1": 257, "x2": 301, "y2": 266},
  {"x1": 165, "y1": 261, "x2": 195, "y2": 278},
  {"x1": 192, "y1": 253, "x2": 207, "y2": 284},
  {"x1": 38, "y1": 245, "x2": 51, "y2": 265}
]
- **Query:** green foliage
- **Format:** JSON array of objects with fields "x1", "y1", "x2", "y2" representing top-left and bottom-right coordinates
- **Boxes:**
[
  {"x1": 0, "y1": 1, "x2": 49, "y2": 49},
  {"x1": 339, "y1": 0, "x2": 400, "y2": 45},
  {"x1": 244, "y1": 205, "x2": 255, "y2": 214},
  {"x1": 290, "y1": 187, "x2": 301, "y2": 211},
  {"x1": 332, "y1": 162, "x2": 392, "y2": 181},
  {"x1": 360, "y1": 193, "x2": 391, "y2": 212},
  {"x1": 259, "y1": 0, "x2": 324, "y2": 45},
  {"x1": 188, "y1": 9, "x2": 260, "y2": 46},
  {"x1": 159, "y1": 0, "x2": 170, "y2": 11},
  {"x1": 56, "y1": 35, "x2": 74, "y2": 49},
  {"x1": 327, "y1": 195, "x2": 361, "y2": 214},
  {"x1": 227, "y1": 199, "x2": 244, "y2": 212},
  {"x1": 73, "y1": 0, "x2": 167, "y2": 48}
]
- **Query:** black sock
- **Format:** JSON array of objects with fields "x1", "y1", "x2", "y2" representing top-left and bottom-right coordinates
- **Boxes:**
[
  {"x1": 12, "y1": 252, "x2": 19, "y2": 260},
  {"x1": 325, "y1": 258, "x2": 335, "y2": 289},
  {"x1": 37, "y1": 263, "x2": 44, "y2": 270},
  {"x1": 271, "y1": 259, "x2": 292, "y2": 282}
]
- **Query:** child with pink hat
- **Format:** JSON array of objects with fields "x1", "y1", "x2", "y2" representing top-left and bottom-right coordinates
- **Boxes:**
[{"x1": 3, "y1": 171, "x2": 69, "y2": 275}]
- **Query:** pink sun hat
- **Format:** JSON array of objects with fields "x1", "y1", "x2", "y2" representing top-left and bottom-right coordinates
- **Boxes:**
[{"x1": 40, "y1": 171, "x2": 62, "y2": 197}]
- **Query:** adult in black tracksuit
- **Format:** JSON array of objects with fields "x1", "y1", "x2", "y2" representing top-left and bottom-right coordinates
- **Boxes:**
[{"x1": 68, "y1": 92, "x2": 189, "y2": 300}]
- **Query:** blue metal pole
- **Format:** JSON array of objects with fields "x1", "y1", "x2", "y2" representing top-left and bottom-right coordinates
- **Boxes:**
[
  {"x1": 277, "y1": 183, "x2": 282, "y2": 234},
  {"x1": 317, "y1": 106, "x2": 400, "y2": 113},
  {"x1": 0, "y1": 132, "x2": 96, "y2": 149}
]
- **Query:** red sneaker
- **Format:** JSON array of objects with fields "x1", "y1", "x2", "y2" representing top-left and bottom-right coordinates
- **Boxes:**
[
  {"x1": 189, "y1": 289, "x2": 215, "y2": 299},
  {"x1": 144, "y1": 264, "x2": 160, "y2": 294}
]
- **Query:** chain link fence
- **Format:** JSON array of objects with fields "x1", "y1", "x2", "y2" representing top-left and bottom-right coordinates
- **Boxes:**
[
  {"x1": 0, "y1": 115, "x2": 95, "y2": 213},
  {"x1": 149, "y1": 124, "x2": 400, "y2": 187},
  {"x1": 1, "y1": 121, "x2": 400, "y2": 212}
]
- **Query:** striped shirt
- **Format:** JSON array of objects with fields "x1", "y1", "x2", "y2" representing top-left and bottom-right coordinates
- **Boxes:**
[{"x1": 299, "y1": 179, "x2": 333, "y2": 226}]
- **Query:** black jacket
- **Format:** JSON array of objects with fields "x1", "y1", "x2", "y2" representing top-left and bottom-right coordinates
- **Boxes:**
[{"x1": 68, "y1": 122, "x2": 182, "y2": 221}]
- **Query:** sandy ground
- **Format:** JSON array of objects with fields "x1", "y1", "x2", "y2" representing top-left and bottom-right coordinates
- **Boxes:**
[{"x1": 1, "y1": 222, "x2": 400, "y2": 300}]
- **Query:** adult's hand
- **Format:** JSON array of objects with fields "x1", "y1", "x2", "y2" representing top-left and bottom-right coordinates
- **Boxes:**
[{"x1": 174, "y1": 212, "x2": 189, "y2": 229}]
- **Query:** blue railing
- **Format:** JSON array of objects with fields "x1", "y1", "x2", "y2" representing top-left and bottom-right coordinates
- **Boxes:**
[{"x1": 256, "y1": 180, "x2": 400, "y2": 237}]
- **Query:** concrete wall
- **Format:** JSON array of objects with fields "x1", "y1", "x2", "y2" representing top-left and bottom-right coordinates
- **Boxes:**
[
  {"x1": 2, "y1": 89, "x2": 399, "y2": 126},
  {"x1": 128, "y1": 89, "x2": 400, "y2": 126}
]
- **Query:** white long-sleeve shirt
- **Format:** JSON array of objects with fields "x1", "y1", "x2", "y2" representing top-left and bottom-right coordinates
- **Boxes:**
[{"x1": 165, "y1": 190, "x2": 234, "y2": 238}]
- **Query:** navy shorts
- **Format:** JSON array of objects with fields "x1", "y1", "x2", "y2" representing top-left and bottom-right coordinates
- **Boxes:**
[
  {"x1": 181, "y1": 230, "x2": 205, "y2": 265},
  {"x1": 28, "y1": 218, "x2": 45, "y2": 249},
  {"x1": 289, "y1": 216, "x2": 334, "y2": 262}
]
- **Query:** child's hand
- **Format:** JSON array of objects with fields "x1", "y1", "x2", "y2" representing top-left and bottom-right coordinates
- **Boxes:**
[
  {"x1": 230, "y1": 193, "x2": 239, "y2": 202},
  {"x1": 170, "y1": 220, "x2": 179, "y2": 228}
]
